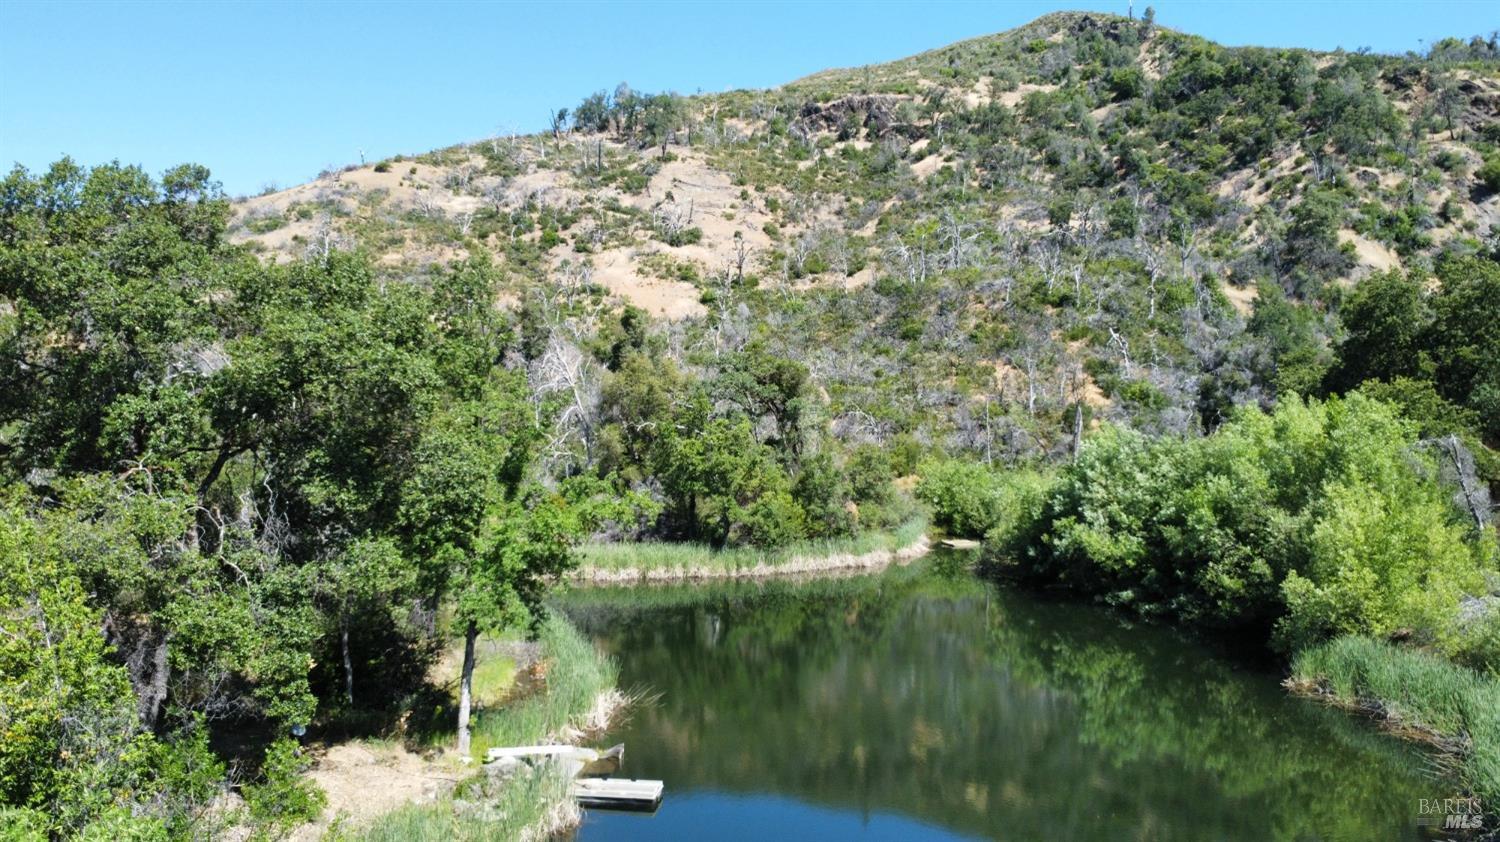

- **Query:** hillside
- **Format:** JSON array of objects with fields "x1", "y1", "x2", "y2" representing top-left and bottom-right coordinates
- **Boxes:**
[{"x1": 228, "y1": 12, "x2": 1500, "y2": 462}]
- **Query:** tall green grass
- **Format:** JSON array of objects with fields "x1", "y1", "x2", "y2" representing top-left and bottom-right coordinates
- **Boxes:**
[
  {"x1": 352, "y1": 614, "x2": 616, "y2": 840},
  {"x1": 466, "y1": 613, "x2": 617, "y2": 758},
  {"x1": 1291, "y1": 636, "x2": 1500, "y2": 800},
  {"x1": 576, "y1": 517, "x2": 927, "y2": 574}
]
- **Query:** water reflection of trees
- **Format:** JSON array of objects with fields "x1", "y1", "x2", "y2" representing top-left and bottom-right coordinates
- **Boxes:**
[{"x1": 558, "y1": 563, "x2": 1437, "y2": 841}]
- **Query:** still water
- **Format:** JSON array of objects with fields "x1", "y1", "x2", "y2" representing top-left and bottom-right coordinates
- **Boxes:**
[{"x1": 557, "y1": 554, "x2": 1443, "y2": 841}]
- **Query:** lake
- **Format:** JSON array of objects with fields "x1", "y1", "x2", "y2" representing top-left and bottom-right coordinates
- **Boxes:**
[{"x1": 557, "y1": 553, "x2": 1444, "y2": 841}]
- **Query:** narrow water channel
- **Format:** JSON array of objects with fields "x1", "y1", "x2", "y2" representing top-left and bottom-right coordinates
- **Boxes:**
[{"x1": 556, "y1": 553, "x2": 1443, "y2": 840}]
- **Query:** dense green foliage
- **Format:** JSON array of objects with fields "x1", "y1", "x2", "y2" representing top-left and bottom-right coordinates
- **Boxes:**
[
  {"x1": 592, "y1": 339, "x2": 910, "y2": 548},
  {"x1": 985, "y1": 394, "x2": 1494, "y2": 655},
  {"x1": 915, "y1": 460, "x2": 1048, "y2": 539},
  {"x1": 1328, "y1": 256, "x2": 1500, "y2": 443},
  {"x1": 0, "y1": 499, "x2": 225, "y2": 839},
  {"x1": 0, "y1": 160, "x2": 589, "y2": 836}
]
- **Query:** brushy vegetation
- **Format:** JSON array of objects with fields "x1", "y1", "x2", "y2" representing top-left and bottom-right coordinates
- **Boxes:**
[
  {"x1": 576, "y1": 516, "x2": 927, "y2": 575},
  {"x1": 981, "y1": 393, "x2": 1496, "y2": 657},
  {"x1": 916, "y1": 462, "x2": 1050, "y2": 539},
  {"x1": 0, "y1": 160, "x2": 597, "y2": 836},
  {"x1": 965, "y1": 390, "x2": 1500, "y2": 810},
  {"x1": 1291, "y1": 636, "x2": 1500, "y2": 801}
]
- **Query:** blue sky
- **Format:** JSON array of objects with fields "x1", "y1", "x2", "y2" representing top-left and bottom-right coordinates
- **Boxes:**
[{"x1": 2, "y1": 1, "x2": 1494, "y2": 197}]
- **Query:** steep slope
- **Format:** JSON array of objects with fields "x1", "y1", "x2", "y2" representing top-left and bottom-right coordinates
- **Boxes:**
[{"x1": 229, "y1": 11, "x2": 1500, "y2": 457}]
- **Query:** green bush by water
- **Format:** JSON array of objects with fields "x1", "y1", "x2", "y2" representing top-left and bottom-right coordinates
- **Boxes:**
[
  {"x1": 916, "y1": 462, "x2": 1050, "y2": 539},
  {"x1": 984, "y1": 394, "x2": 1494, "y2": 655}
]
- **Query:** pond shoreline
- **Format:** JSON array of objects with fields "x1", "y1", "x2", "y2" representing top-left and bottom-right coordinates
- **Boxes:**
[
  {"x1": 316, "y1": 615, "x2": 630, "y2": 841},
  {"x1": 568, "y1": 532, "x2": 932, "y2": 584}
]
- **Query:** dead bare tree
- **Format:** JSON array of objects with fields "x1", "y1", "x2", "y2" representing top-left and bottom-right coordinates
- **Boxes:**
[
  {"x1": 530, "y1": 334, "x2": 602, "y2": 463},
  {"x1": 412, "y1": 187, "x2": 443, "y2": 219},
  {"x1": 1108, "y1": 326, "x2": 1133, "y2": 375},
  {"x1": 731, "y1": 231, "x2": 750, "y2": 283},
  {"x1": 307, "y1": 215, "x2": 350, "y2": 260},
  {"x1": 1419, "y1": 436, "x2": 1494, "y2": 531}
]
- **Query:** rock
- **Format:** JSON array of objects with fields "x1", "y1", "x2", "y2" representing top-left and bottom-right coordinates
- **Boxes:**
[
  {"x1": 795, "y1": 95, "x2": 912, "y2": 138},
  {"x1": 1457, "y1": 594, "x2": 1500, "y2": 628}
]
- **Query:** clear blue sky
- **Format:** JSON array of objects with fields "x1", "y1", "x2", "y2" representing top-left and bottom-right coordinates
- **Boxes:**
[{"x1": 2, "y1": 1, "x2": 1494, "y2": 197}]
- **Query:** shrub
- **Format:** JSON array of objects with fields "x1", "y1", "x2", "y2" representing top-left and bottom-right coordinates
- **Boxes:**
[
  {"x1": 241, "y1": 739, "x2": 325, "y2": 836},
  {"x1": 993, "y1": 395, "x2": 1491, "y2": 649},
  {"x1": 246, "y1": 215, "x2": 286, "y2": 235},
  {"x1": 792, "y1": 452, "x2": 855, "y2": 539},
  {"x1": 742, "y1": 489, "x2": 811, "y2": 547},
  {"x1": 847, "y1": 445, "x2": 895, "y2": 506},
  {"x1": 660, "y1": 226, "x2": 703, "y2": 247},
  {"x1": 1455, "y1": 609, "x2": 1500, "y2": 678},
  {"x1": 1477, "y1": 154, "x2": 1500, "y2": 194},
  {"x1": 917, "y1": 460, "x2": 1005, "y2": 537},
  {"x1": 918, "y1": 461, "x2": 1049, "y2": 540}
]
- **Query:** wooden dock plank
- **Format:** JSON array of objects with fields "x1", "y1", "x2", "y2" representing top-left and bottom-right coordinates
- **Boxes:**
[{"x1": 571, "y1": 777, "x2": 664, "y2": 811}]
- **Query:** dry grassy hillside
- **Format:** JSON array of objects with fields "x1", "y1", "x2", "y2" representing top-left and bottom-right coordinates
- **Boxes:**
[
  {"x1": 228, "y1": 11, "x2": 1500, "y2": 455},
  {"x1": 232, "y1": 13, "x2": 1500, "y2": 326}
]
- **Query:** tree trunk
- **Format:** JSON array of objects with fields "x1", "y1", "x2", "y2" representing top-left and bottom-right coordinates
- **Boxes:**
[
  {"x1": 1072, "y1": 404, "x2": 1084, "y2": 460},
  {"x1": 106, "y1": 615, "x2": 171, "y2": 730},
  {"x1": 456, "y1": 620, "x2": 478, "y2": 756},
  {"x1": 341, "y1": 618, "x2": 354, "y2": 707}
]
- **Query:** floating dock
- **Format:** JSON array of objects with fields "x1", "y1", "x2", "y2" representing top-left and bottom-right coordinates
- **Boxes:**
[
  {"x1": 938, "y1": 538, "x2": 982, "y2": 550},
  {"x1": 570, "y1": 777, "x2": 665, "y2": 811},
  {"x1": 486, "y1": 744, "x2": 663, "y2": 811}
]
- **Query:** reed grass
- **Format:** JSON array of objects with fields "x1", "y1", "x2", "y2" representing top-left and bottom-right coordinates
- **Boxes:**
[
  {"x1": 355, "y1": 764, "x2": 575, "y2": 842},
  {"x1": 1291, "y1": 635, "x2": 1500, "y2": 800},
  {"x1": 575, "y1": 517, "x2": 928, "y2": 575},
  {"x1": 466, "y1": 613, "x2": 618, "y2": 758}
]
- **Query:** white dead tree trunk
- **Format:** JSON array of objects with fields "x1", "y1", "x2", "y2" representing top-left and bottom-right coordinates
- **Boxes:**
[
  {"x1": 531, "y1": 335, "x2": 602, "y2": 462},
  {"x1": 1109, "y1": 327, "x2": 1133, "y2": 376}
]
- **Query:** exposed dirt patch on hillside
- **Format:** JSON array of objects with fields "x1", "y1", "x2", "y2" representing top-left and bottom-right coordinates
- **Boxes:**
[
  {"x1": 1221, "y1": 280, "x2": 1258, "y2": 316},
  {"x1": 911, "y1": 154, "x2": 947, "y2": 180},
  {"x1": 1338, "y1": 228, "x2": 1401, "y2": 274},
  {"x1": 588, "y1": 249, "x2": 706, "y2": 320},
  {"x1": 996, "y1": 83, "x2": 1058, "y2": 107}
]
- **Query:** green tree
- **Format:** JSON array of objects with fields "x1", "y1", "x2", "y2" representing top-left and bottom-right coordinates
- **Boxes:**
[
  {"x1": 714, "y1": 344, "x2": 813, "y2": 459},
  {"x1": 1427, "y1": 256, "x2": 1500, "y2": 441},
  {"x1": 1247, "y1": 282, "x2": 1329, "y2": 396},
  {"x1": 642, "y1": 93, "x2": 685, "y2": 156},
  {"x1": 1326, "y1": 270, "x2": 1428, "y2": 391},
  {"x1": 0, "y1": 496, "x2": 224, "y2": 838}
]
